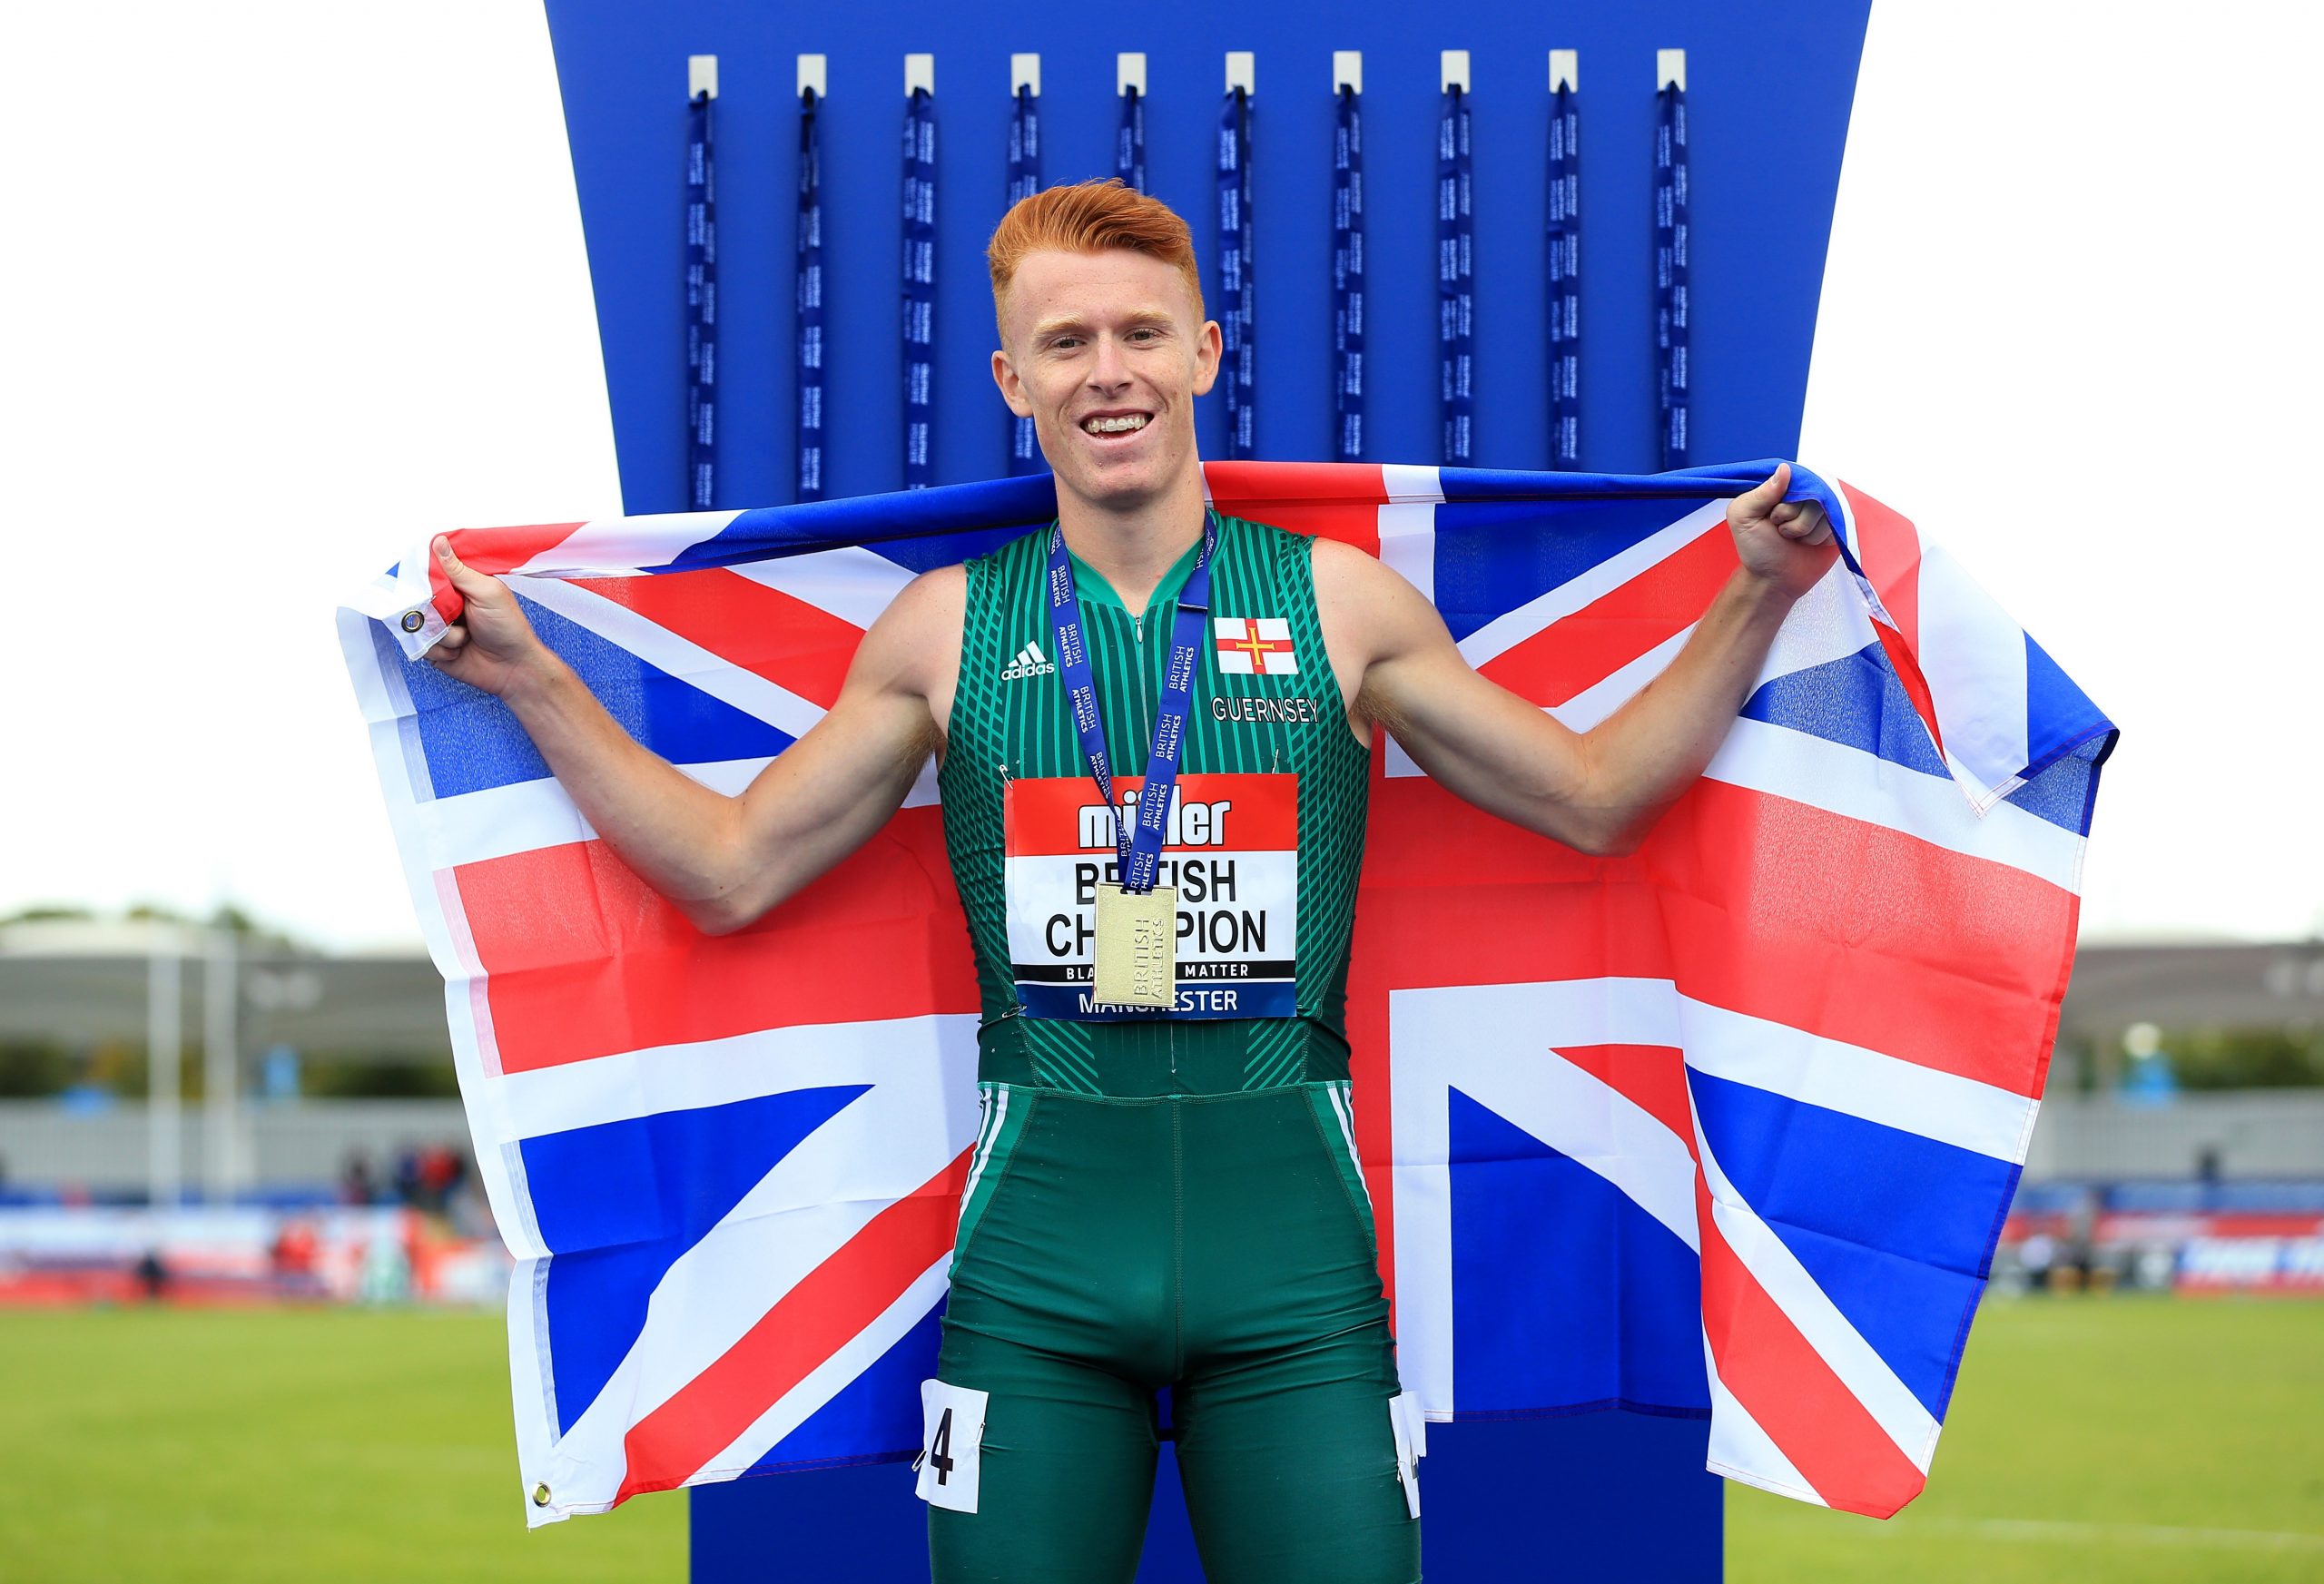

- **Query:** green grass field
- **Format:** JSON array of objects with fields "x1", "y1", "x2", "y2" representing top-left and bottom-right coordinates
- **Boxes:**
[{"x1": 2, "y1": 1296, "x2": 2318, "y2": 1581}]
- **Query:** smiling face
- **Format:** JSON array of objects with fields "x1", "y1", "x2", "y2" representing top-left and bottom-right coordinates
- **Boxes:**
[{"x1": 990, "y1": 248, "x2": 1221, "y2": 515}]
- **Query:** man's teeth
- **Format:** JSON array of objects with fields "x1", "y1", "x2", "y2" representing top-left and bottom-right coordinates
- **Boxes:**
[{"x1": 1083, "y1": 414, "x2": 1150, "y2": 435}]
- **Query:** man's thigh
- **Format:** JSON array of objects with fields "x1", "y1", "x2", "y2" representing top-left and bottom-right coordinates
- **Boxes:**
[
  {"x1": 925, "y1": 1320, "x2": 1161, "y2": 1584},
  {"x1": 1171, "y1": 1355, "x2": 1421, "y2": 1584}
]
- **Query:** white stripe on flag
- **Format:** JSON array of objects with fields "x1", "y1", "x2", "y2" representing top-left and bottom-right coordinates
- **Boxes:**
[
  {"x1": 1700, "y1": 1331, "x2": 1827, "y2": 1506},
  {"x1": 511, "y1": 511, "x2": 743, "y2": 578},
  {"x1": 497, "y1": 1014, "x2": 978, "y2": 1145},
  {"x1": 1388, "y1": 978, "x2": 1706, "y2": 1419},
  {"x1": 732, "y1": 545, "x2": 919, "y2": 632},
  {"x1": 1680, "y1": 998, "x2": 2036, "y2": 1162},
  {"x1": 525, "y1": 1060, "x2": 973, "y2": 1516},
  {"x1": 1455, "y1": 502, "x2": 1727, "y2": 670},
  {"x1": 1704, "y1": 716, "x2": 2086, "y2": 893},
  {"x1": 1376, "y1": 466, "x2": 1443, "y2": 608},
  {"x1": 515, "y1": 577, "x2": 830, "y2": 741},
  {"x1": 1693, "y1": 1123, "x2": 1942, "y2": 1474},
  {"x1": 1914, "y1": 544, "x2": 2034, "y2": 809},
  {"x1": 694, "y1": 1254, "x2": 952, "y2": 1489}
]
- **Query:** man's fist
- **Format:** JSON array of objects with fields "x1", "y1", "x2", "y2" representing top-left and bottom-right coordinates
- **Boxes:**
[
  {"x1": 423, "y1": 536, "x2": 554, "y2": 698},
  {"x1": 1726, "y1": 462, "x2": 1838, "y2": 601}
]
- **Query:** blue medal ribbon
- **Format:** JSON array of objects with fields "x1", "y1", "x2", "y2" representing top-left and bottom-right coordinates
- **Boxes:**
[
  {"x1": 1041, "y1": 516, "x2": 1217, "y2": 894},
  {"x1": 902, "y1": 86, "x2": 938, "y2": 489},
  {"x1": 684, "y1": 89, "x2": 717, "y2": 510},
  {"x1": 1216, "y1": 90, "x2": 1255, "y2": 459},
  {"x1": 1438, "y1": 84, "x2": 1474, "y2": 466},
  {"x1": 1332, "y1": 85, "x2": 1364, "y2": 463},
  {"x1": 796, "y1": 87, "x2": 824, "y2": 502},
  {"x1": 1547, "y1": 81, "x2": 1581, "y2": 468},
  {"x1": 1655, "y1": 81, "x2": 1689, "y2": 469},
  {"x1": 1008, "y1": 85, "x2": 1044, "y2": 475},
  {"x1": 1117, "y1": 84, "x2": 1146, "y2": 192}
]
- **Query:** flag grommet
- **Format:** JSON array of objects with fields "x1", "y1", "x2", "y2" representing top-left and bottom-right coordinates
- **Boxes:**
[
  {"x1": 400, "y1": 611, "x2": 424, "y2": 633},
  {"x1": 531, "y1": 1483, "x2": 551, "y2": 1507}
]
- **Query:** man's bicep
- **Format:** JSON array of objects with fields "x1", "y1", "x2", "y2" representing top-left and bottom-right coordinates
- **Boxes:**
[{"x1": 1357, "y1": 593, "x2": 1594, "y2": 830}]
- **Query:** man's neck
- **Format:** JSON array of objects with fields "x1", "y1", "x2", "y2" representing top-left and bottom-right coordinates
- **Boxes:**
[{"x1": 1056, "y1": 470, "x2": 1210, "y2": 617}]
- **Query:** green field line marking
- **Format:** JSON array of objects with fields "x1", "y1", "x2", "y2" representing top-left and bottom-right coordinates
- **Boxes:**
[{"x1": 1894, "y1": 1518, "x2": 2324, "y2": 1553}]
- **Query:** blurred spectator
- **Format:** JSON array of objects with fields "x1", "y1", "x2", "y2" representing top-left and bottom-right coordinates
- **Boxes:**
[
  {"x1": 2019, "y1": 1232, "x2": 2056, "y2": 1291},
  {"x1": 340, "y1": 1151, "x2": 377, "y2": 1206},
  {"x1": 392, "y1": 1146, "x2": 422, "y2": 1207},
  {"x1": 134, "y1": 1246, "x2": 169, "y2": 1304}
]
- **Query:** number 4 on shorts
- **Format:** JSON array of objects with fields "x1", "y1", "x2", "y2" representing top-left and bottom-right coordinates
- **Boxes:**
[{"x1": 914, "y1": 1379, "x2": 990, "y2": 1513}]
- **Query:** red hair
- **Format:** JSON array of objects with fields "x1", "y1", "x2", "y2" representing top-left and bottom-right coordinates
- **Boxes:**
[{"x1": 987, "y1": 179, "x2": 1206, "y2": 333}]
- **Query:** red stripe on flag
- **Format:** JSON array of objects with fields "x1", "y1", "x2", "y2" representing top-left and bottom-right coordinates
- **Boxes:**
[
  {"x1": 1205, "y1": 460, "x2": 1386, "y2": 554},
  {"x1": 1694, "y1": 1172, "x2": 1928, "y2": 1518},
  {"x1": 611, "y1": 1146, "x2": 974, "y2": 1505},
  {"x1": 1842, "y1": 482, "x2": 1924, "y2": 660},
  {"x1": 430, "y1": 522, "x2": 588, "y2": 621},
  {"x1": 1843, "y1": 483, "x2": 1945, "y2": 757},
  {"x1": 1354, "y1": 777, "x2": 2073, "y2": 1097},
  {"x1": 1477, "y1": 526, "x2": 1738, "y2": 706},
  {"x1": 568, "y1": 567, "x2": 862, "y2": 711},
  {"x1": 1553, "y1": 1045, "x2": 1694, "y2": 1144},
  {"x1": 452, "y1": 806, "x2": 979, "y2": 1074}
]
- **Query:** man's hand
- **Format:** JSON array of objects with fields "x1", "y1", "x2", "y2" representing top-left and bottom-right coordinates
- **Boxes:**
[
  {"x1": 424, "y1": 536, "x2": 559, "y2": 699},
  {"x1": 1726, "y1": 462, "x2": 1838, "y2": 600}
]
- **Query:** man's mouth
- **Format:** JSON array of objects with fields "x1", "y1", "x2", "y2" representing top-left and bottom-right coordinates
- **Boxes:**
[{"x1": 1079, "y1": 411, "x2": 1152, "y2": 438}]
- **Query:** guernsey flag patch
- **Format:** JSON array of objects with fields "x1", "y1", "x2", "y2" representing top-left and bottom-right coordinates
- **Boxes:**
[{"x1": 1213, "y1": 615, "x2": 1299, "y2": 676}]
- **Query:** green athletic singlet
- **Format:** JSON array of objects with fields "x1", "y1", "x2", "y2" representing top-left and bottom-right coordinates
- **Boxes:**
[{"x1": 922, "y1": 514, "x2": 1421, "y2": 1583}]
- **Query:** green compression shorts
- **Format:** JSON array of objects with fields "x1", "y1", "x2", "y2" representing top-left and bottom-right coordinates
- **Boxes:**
[{"x1": 917, "y1": 1079, "x2": 1422, "y2": 1583}]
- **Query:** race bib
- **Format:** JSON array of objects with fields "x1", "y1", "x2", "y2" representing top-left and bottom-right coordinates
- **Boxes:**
[{"x1": 1003, "y1": 772, "x2": 1299, "y2": 1020}]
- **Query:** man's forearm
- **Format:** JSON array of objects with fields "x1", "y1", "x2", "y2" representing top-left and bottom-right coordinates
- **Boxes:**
[
  {"x1": 499, "y1": 655, "x2": 745, "y2": 918},
  {"x1": 1575, "y1": 567, "x2": 1797, "y2": 851}
]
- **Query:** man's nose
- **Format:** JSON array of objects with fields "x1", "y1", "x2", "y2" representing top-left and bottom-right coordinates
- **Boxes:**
[{"x1": 1087, "y1": 333, "x2": 1132, "y2": 390}]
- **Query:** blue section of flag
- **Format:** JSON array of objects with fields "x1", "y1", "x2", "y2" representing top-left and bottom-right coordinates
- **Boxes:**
[
  {"x1": 523, "y1": 1085, "x2": 869, "y2": 1434},
  {"x1": 1431, "y1": 496, "x2": 1690, "y2": 642},
  {"x1": 749, "y1": 1299, "x2": 945, "y2": 1471},
  {"x1": 403, "y1": 593, "x2": 797, "y2": 801},
  {"x1": 1448, "y1": 1088, "x2": 1708, "y2": 1416},
  {"x1": 2004, "y1": 727, "x2": 2109, "y2": 838},
  {"x1": 1687, "y1": 1070, "x2": 2004, "y2": 1420},
  {"x1": 1742, "y1": 643, "x2": 1951, "y2": 780}
]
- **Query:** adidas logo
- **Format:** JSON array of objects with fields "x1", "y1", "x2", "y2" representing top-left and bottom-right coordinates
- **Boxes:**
[{"x1": 999, "y1": 641, "x2": 1056, "y2": 681}]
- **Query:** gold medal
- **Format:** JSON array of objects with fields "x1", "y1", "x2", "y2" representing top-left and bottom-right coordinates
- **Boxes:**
[{"x1": 1092, "y1": 883, "x2": 1177, "y2": 1008}]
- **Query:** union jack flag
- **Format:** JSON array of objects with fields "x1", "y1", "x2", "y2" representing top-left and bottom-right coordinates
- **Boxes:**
[{"x1": 337, "y1": 460, "x2": 2112, "y2": 1526}]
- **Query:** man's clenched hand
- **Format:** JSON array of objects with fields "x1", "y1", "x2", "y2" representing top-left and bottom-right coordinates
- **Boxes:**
[
  {"x1": 1726, "y1": 462, "x2": 1838, "y2": 601},
  {"x1": 423, "y1": 536, "x2": 557, "y2": 698}
]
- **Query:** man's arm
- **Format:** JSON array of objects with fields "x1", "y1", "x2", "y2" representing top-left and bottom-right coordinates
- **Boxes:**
[
  {"x1": 425, "y1": 536, "x2": 961, "y2": 934},
  {"x1": 1315, "y1": 464, "x2": 1836, "y2": 856}
]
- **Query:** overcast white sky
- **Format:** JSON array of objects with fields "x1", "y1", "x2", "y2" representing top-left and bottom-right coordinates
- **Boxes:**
[{"x1": 0, "y1": 3, "x2": 2315, "y2": 950}]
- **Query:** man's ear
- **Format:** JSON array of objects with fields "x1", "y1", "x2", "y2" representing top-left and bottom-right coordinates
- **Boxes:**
[
  {"x1": 1189, "y1": 320, "x2": 1224, "y2": 398},
  {"x1": 991, "y1": 348, "x2": 1034, "y2": 418}
]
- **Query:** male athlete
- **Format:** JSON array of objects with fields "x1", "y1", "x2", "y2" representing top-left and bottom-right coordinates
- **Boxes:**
[{"x1": 424, "y1": 181, "x2": 1832, "y2": 1582}]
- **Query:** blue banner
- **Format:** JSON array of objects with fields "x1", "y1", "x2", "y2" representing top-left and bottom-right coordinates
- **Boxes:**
[
  {"x1": 796, "y1": 88, "x2": 824, "y2": 503},
  {"x1": 684, "y1": 90, "x2": 716, "y2": 510},
  {"x1": 1117, "y1": 85, "x2": 1146, "y2": 193},
  {"x1": 1438, "y1": 85, "x2": 1474, "y2": 466},
  {"x1": 1333, "y1": 87, "x2": 1364, "y2": 463},
  {"x1": 902, "y1": 87, "x2": 938, "y2": 489},
  {"x1": 1008, "y1": 86, "x2": 1043, "y2": 475},
  {"x1": 1548, "y1": 83, "x2": 1581, "y2": 468},
  {"x1": 1655, "y1": 82, "x2": 1689, "y2": 470},
  {"x1": 1216, "y1": 89, "x2": 1255, "y2": 459}
]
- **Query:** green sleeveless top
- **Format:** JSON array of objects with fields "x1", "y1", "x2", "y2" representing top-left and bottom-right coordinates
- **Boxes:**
[{"x1": 938, "y1": 513, "x2": 1371, "y2": 1097}]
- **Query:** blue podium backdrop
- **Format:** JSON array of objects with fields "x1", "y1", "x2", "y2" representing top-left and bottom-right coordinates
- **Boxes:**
[{"x1": 535, "y1": 3, "x2": 1871, "y2": 1578}]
